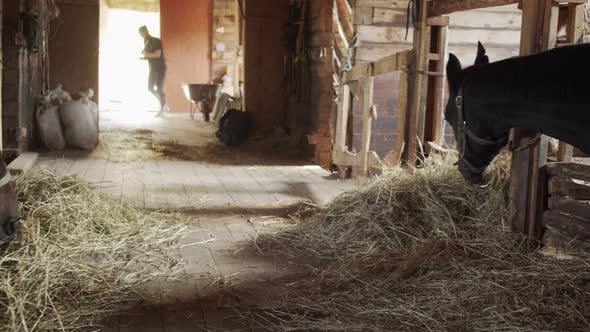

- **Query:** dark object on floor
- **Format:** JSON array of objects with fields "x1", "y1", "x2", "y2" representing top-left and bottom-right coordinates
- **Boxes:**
[
  {"x1": 182, "y1": 83, "x2": 220, "y2": 122},
  {"x1": 216, "y1": 109, "x2": 251, "y2": 147}
]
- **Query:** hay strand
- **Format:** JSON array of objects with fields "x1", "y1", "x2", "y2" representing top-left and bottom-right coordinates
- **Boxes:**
[{"x1": 0, "y1": 171, "x2": 187, "y2": 331}]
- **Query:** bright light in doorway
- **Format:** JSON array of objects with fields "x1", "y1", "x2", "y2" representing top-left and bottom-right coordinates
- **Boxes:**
[{"x1": 99, "y1": 9, "x2": 161, "y2": 114}]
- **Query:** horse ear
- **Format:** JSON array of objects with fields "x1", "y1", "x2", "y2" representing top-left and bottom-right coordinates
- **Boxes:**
[
  {"x1": 446, "y1": 53, "x2": 462, "y2": 91},
  {"x1": 475, "y1": 41, "x2": 489, "y2": 65}
]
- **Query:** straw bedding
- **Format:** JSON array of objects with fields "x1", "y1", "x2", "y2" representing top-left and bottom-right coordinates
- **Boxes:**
[
  {"x1": 0, "y1": 172, "x2": 187, "y2": 331},
  {"x1": 251, "y1": 154, "x2": 590, "y2": 331}
]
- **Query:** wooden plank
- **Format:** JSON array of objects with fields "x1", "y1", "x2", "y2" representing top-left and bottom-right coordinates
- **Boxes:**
[
  {"x1": 354, "y1": 6, "x2": 374, "y2": 25},
  {"x1": 546, "y1": 162, "x2": 590, "y2": 182},
  {"x1": 335, "y1": 84, "x2": 352, "y2": 153},
  {"x1": 543, "y1": 225, "x2": 590, "y2": 251},
  {"x1": 557, "y1": 141, "x2": 574, "y2": 162},
  {"x1": 406, "y1": 1, "x2": 430, "y2": 165},
  {"x1": 543, "y1": 210, "x2": 590, "y2": 240},
  {"x1": 391, "y1": 70, "x2": 409, "y2": 166},
  {"x1": 360, "y1": 77, "x2": 375, "y2": 175},
  {"x1": 430, "y1": 25, "x2": 447, "y2": 145},
  {"x1": 510, "y1": 0, "x2": 548, "y2": 236},
  {"x1": 342, "y1": 50, "x2": 411, "y2": 83},
  {"x1": 541, "y1": 0, "x2": 559, "y2": 50},
  {"x1": 428, "y1": 0, "x2": 519, "y2": 17},
  {"x1": 548, "y1": 177, "x2": 590, "y2": 201},
  {"x1": 566, "y1": 2, "x2": 587, "y2": 43},
  {"x1": 548, "y1": 196, "x2": 590, "y2": 222},
  {"x1": 355, "y1": 0, "x2": 409, "y2": 9},
  {"x1": 7, "y1": 152, "x2": 39, "y2": 176}
]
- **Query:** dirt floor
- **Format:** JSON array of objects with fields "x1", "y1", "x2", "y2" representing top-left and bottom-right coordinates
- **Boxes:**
[{"x1": 36, "y1": 110, "x2": 355, "y2": 331}]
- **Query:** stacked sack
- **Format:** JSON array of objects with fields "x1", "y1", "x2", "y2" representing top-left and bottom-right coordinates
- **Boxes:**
[{"x1": 36, "y1": 86, "x2": 99, "y2": 151}]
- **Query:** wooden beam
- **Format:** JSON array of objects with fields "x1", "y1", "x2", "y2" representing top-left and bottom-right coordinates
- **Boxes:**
[
  {"x1": 548, "y1": 196, "x2": 590, "y2": 222},
  {"x1": 428, "y1": 0, "x2": 519, "y2": 17},
  {"x1": 546, "y1": 162, "x2": 590, "y2": 182},
  {"x1": 342, "y1": 50, "x2": 411, "y2": 83},
  {"x1": 7, "y1": 152, "x2": 39, "y2": 176},
  {"x1": 543, "y1": 225, "x2": 590, "y2": 251},
  {"x1": 334, "y1": 84, "x2": 352, "y2": 153},
  {"x1": 360, "y1": 77, "x2": 375, "y2": 175},
  {"x1": 407, "y1": 0, "x2": 430, "y2": 165},
  {"x1": 543, "y1": 210, "x2": 590, "y2": 241},
  {"x1": 548, "y1": 177, "x2": 590, "y2": 200},
  {"x1": 510, "y1": 0, "x2": 551, "y2": 238}
]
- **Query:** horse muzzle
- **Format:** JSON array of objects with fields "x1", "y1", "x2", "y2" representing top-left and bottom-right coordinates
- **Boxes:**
[{"x1": 0, "y1": 217, "x2": 20, "y2": 242}]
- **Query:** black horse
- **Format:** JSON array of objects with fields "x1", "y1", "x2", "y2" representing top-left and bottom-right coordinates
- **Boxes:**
[
  {"x1": 445, "y1": 42, "x2": 590, "y2": 183},
  {"x1": 0, "y1": 150, "x2": 19, "y2": 241}
]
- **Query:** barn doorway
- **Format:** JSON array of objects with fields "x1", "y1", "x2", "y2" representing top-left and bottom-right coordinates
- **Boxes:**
[{"x1": 99, "y1": 1, "x2": 161, "y2": 118}]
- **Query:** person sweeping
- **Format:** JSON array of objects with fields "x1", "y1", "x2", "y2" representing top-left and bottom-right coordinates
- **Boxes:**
[{"x1": 139, "y1": 25, "x2": 169, "y2": 116}]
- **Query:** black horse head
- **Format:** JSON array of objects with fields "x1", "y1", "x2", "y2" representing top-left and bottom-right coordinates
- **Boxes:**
[
  {"x1": 0, "y1": 152, "x2": 20, "y2": 242},
  {"x1": 445, "y1": 42, "x2": 509, "y2": 184}
]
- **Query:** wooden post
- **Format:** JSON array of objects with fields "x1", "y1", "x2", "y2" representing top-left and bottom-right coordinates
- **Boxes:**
[
  {"x1": 360, "y1": 77, "x2": 375, "y2": 176},
  {"x1": 407, "y1": 0, "x2": 430, "y2": 164},
  {"x1": 335, "y1": 84, "x2": 351, "y2": 153},
  {"x1": 556, "y1": 1, "x2": 585, "y2": 160},
  {"x1": 423, "y1": 17, "x2": 449, "y2": 147},
  {"x1": 510, "y1": 0, "x2": 544, "y2": 236},
  {"x1": 511, "y1": 0, "x2": 562, "y2": 240}
]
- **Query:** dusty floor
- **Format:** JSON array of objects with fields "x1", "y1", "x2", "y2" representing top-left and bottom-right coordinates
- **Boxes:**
[{"x1": 37, "y1": 110, "x2": 355, "y2": 331}]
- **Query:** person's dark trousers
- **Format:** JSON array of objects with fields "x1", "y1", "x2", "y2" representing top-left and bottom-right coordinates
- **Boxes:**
[{"x1": 148, "y1": 66, "x2": 166, "y2": 107}]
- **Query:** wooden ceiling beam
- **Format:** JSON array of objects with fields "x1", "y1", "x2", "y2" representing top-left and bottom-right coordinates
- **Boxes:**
[{"x1": 428, "y1": 0, "x2": 520, "y2": 17}]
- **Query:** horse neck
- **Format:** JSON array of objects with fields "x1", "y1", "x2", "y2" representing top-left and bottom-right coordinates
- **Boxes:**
[{"x1": 464, "y1": 62, "x2": 590, "y2": 155}]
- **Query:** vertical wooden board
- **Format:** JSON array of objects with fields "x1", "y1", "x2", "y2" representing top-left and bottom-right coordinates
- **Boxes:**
[
  {"x1": 387, "y1": 70, "x2": 408, "y2": 166},
  {"x1": 406, "y1": 1, "x2": 430, "y2": 165},
  {"x1": 360, "y1": 77, "x2": 375, "y2": 175},
  {"x1": 335, "y1": 84, "x2": 351, "y2": 153},
  {"x1": 557, "y1": 141, "x2": 574, "y2": 162},
  {"x1": 431, "y1": 26, "x2": 447, "y2": 145}
]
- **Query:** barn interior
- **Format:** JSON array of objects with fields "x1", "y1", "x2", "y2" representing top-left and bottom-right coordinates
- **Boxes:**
[{"x1": 1, "y1": 0, "x2": 590, "y2": 331}]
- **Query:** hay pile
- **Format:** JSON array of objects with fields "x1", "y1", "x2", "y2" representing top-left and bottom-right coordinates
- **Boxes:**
[
  {"x1": 0, "y1": 172, "x2": 187, "y2": 331},
  {"x1": 251, "y1": 154, "x2": 590, "y2": 331}
]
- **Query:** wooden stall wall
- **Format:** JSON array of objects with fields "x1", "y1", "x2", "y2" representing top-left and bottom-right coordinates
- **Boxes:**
[
  {"x1": 51, "y1": 0, "x2": 100, "y2": 100},
  {"x1": 161, "y1": 0, "x2": 211, "y2": 113},
  {"x1": 212, "y1": 0, "x2": 241, "y2": 93},
  {"x1": 244, "y1": 0, "x2": 289, "y2": 134},
  {"x1": 352, "y1": 2, "x2": 521, "y2": 155}
]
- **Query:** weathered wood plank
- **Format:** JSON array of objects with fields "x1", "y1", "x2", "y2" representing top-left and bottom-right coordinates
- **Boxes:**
[
  {"x1": 428, "y1": 0, "x2": 519, "y2": 17},
  {"x1": 360, "y1": 77, "x2": 375, "y2": 175},
  {"x1": 548, "y1": 196, "x2": 590, "y2": 222},
  {"x1": 342, "y1": 50, "x2": 411, "y2": 83},
  {"x1": 355, "y1": 0, "x2": 409, "y2": 9},
  {"x1": 543, "y1": 225, "x2": 590, "y2": 251},
  {"x1": 548, "y1": 177, "x2": 590, "y2": 201},
  {"x1": 7, "y1": 152, "x2": 39, "y2": 176},
  {"x1": 406, "y1": 1, "x2": 430, "y2": 165},
  {"x1": 543, "y1": 210, "x2": 590, "y2": 240},
  {"x1": 335, "y1": 84, "x2": 352, "y2": 152},
  {"x1": 546, "y1": 162, "x2": 590, "y2": 182}
]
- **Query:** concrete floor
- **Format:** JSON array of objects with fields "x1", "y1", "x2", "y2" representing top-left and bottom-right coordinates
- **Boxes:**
[{"x1": 37, "y1": 110, "x2": 355, "y2": 331}]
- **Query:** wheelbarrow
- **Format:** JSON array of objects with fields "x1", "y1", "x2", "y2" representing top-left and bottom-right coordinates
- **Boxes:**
[{"x1": 182, "y1": 83, "x2": 221, "y2": 122}]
